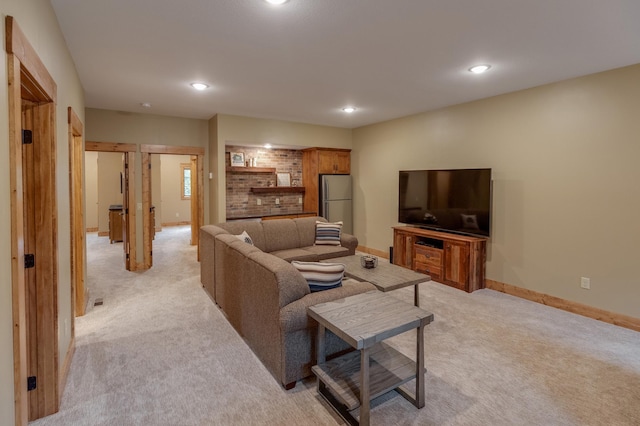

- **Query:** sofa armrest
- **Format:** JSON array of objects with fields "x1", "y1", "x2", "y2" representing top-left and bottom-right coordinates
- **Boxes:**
[{"x1": 340, "y1": 232, "x2": 358, "y2": 255}]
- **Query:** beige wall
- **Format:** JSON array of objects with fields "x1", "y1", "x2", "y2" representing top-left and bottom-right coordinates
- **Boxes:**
[
  {"x1": 97, "y1": 152, "x2": 124, "y2": 233},
  {"x1": 0, "y1": 1, "x2": 85, "y2": 423},
  {"x1": 209, "y1": 114, "x2": 352, "y2": 223},
  {"x1": 160, "y1": 155, "x2": 191, "y2": 224},
  {"x1": 85, "y1": 108, "x2": 209, "y2": 261},
  {"x1": 353, "y1": 64, "x2": 640, "y2": 319},
  {"x1": 85, "y1": 152, "x2": 99, "y2": 229}
]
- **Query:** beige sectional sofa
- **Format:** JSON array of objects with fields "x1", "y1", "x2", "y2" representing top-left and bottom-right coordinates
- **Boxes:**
[{"x1": 200, "y1": 216, "x2": 375, "y2": 389}]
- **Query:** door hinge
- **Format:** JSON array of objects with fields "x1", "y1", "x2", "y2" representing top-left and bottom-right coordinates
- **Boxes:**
[
  {"x1": 22, "y1": 129, "x2": 33, "y2": 145},
  {"x1": 27, "y1": 376, "x2": 36, "y2": 391},
  {"x1": 24, "y1": 254, "x2": 35, "y2": 269}
]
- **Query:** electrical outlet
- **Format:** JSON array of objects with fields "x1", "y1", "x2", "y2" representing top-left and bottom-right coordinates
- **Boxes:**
[
  {"x1": 275, "y1": 198, "x2": 280, "y2": 205},
  {"x1": 580, "y1": 277, "x2": 591, "y2": 289},
  {"x1": 175, "y1": 213, "x2": 179, "y2": 217},
  {"x1": 257, "y1": 198, "x2": 262, "y2": 206},
  {"x1": 298, "y1": 197, "x2": 302, "y2": 204}
]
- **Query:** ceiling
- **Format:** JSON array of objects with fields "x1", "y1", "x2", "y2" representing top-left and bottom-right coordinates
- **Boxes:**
[{"x1": 50, "y1": 0, "x2": 640, "y2": 129}]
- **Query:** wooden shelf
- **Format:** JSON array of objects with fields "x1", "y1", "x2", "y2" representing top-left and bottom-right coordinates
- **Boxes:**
[
  {"x1": 250, "y1": 187, "x2": 305, "y2": 194},
  {"x1": 312, "y1": 342, "x2": 419, "y2": 411},
  {"x1": 226, "y1": 166, "x2": 276, "y2": 173}
]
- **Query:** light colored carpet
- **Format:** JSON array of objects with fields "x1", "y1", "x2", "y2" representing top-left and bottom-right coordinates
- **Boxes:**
[{"x1": 32, "y1": 226, "x2": 640, "y2": 425}]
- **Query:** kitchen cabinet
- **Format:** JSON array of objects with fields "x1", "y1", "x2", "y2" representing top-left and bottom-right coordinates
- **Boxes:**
[{"x1": 302, "y1": 148, "x2": 351, "y2": 213}]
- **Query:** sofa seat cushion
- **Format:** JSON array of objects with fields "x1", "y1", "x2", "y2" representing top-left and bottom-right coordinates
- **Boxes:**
[
  {"x1": 302, "y1": 245, "x2": 350, "y2": 260},
  {"x1": 279, "y1": 279, "x2": 377, "y2": 333},
  {"x1": 270, "y1": 248, "x2": 319, "y2": 262}
]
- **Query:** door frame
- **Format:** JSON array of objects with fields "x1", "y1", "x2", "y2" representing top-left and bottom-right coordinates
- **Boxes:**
[
  {"x1": 84, "y1": 141, "x2": 138, "y2": 271},
  {"x1": 6, "y1": 16, "x2": 60, "y2": 424},
  {"x1": 68, "y1": 108, "x2": 85, "y2": 317},
  {"x1": 140, "y1": 144, "x2": 205, "y2": 269}
]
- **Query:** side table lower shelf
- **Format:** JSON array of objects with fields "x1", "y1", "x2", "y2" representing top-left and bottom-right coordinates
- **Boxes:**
[{"x1": 312, "y1": 342, "x2": 424, "y2": 413}]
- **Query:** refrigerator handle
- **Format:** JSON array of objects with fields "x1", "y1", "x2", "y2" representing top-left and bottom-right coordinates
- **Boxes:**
[
  {"x1": 323, "y1": 201, "x2": 329, "y2": 219},
  {"x1": 323, "y1": 177, "x2": 328, "y2": 201}
]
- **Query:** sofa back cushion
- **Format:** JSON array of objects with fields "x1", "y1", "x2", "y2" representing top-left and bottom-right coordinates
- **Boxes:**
[
  {"x1": 294, "y1": 216, "x2": 326, "y2": 247},
  {"x1": 217, "y1": 221, "x2": 267, "y2": 251},
  {"x1": 262, "y1": 219, "x2": 300, "y2": 253}
]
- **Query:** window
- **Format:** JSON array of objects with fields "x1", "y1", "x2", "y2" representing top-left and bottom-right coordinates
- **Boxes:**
[{"x1": 181, "y1": 163, "x2": 191, "y2": 200}]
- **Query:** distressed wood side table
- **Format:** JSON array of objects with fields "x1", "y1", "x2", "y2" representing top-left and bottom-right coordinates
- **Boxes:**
[{"x1": 308, "y1": 290, "x2": 434, "y2": 426}]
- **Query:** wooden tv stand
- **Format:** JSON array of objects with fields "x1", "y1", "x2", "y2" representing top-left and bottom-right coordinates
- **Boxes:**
[{"x1": 393, "y1": 226, "x2": 487, "y2": 293}]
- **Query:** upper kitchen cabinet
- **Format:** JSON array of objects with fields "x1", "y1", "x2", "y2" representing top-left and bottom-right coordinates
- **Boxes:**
[
  {"x1": 316, "y1": 149, "x2": 351, "y2": 174},
  {"x1": 302, "y1": 148, "x2": 351, "y2": 213}
]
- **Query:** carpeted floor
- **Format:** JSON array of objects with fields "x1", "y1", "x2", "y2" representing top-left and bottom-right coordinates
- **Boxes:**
[{"x1": 32, "y1": 226, "x2": 640, "y2": 425}]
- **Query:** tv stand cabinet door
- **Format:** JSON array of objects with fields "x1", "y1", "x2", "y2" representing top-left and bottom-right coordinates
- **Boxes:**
[
  {"x1": 393, "y1": 230, "x2": 414, "y2": 268},
  {"x1": 444, "y1": 241, "x2": 469, "y2": 290}
]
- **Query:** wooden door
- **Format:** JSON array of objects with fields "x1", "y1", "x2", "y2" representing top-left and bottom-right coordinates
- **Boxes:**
[
  {"x1": 22, "y1": 100, "x2": 59, "y2": 421},
  {"x1": 68, "y1": 107, "x2": 85, "y2": 317},
  {"x1": 190, "y1": 155, "x2": 198, "y2": 246},
  {"x1": 122, "y1": 153, "x2": 131, "y2": 270},
  {"x1": 444, "y1": 241, "x2": 469, "y2": 289},
  {"x1": 7, "y1": 16, "x2": 62, "y2": 423}
]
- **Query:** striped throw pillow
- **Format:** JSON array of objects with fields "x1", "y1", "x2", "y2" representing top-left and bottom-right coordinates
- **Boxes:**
[
  {"x1": 314, "y1": 221, "x2": 342, "y2": 246},
  {"x1": 292, "y1": 261, "x2": 345, "y2": 292}
]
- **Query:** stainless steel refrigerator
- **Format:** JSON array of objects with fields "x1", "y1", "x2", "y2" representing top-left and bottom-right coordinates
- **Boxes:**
[{"x1": 320, "y1": 175, "x2": 353, "y2": 234}]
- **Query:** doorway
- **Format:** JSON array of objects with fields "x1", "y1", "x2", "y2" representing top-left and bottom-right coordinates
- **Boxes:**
[
  {"x1": 7, "y1": 16, "x2": 60, "y2": 423},
  {"x1": 84, "y1": 142, "x2": 137, "y2": 271},
  {"x1": 140, "y1": 144, "x2": 204, "y2": 268}
]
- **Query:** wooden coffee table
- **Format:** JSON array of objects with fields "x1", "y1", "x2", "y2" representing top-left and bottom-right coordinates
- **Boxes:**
[
  {"x1": 308, "y1": 291, "x2": 434, "y2": 426},
  {"x1": 322, "y1": 255, "x2": 430, "y2": 306}
]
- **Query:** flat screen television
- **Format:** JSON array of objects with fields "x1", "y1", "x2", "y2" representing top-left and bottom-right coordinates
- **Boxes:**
[{"x1": 398, "y1": 168, "x2": 492, "y2": 237}]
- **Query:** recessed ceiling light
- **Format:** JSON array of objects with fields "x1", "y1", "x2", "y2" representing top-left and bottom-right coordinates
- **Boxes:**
[
  {"x1": 342, "y1": 107, "x2": 356, "y2": 113},
  {"x1": 265, "y1": 0, "x2": 289, "y2": 5},
  {"x1": 190, "y1": 82, "x2": 209, "y2": 91},
  {"x1": 468, "y1": 64, "x2": 491, "y2": 74},
  {"x1": 140, "y1": 102, "x2": 152, "y2": 108}
]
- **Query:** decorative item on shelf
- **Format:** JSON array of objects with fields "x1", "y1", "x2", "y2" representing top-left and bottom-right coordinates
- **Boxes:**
[
  {"x1": 268, "y1": 180, "x2": 275, "y2": 187},
  {"x1": 252, "y1": 157, "x2": 258, "y2": 167},
  {"x1": 276, "y1": 172, "x2": 291, "y2": 187},
  {"x1": 291, "y1": 179, "x2": 299, "y2": 187},
  {"x1": 230, "y1": 152, "x2": 245, "y2": 167},
  {"x1": 361, "y1": 255, "x2": 378, "y2": 269}
]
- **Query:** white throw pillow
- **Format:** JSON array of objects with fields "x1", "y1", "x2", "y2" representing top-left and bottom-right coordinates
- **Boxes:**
[{"x1": 234, "y1": 230, "x2": 254, "y2": 245}]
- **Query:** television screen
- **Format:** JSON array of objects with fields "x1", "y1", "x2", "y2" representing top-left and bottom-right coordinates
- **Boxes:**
[{"x1": 398, "y1": 168, "x2": 491, "y2": 237}]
